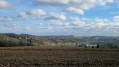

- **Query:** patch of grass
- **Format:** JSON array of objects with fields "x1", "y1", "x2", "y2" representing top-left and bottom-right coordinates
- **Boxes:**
[{"x1": 73, "y1": 36, "x2": 83, "y2": 39}]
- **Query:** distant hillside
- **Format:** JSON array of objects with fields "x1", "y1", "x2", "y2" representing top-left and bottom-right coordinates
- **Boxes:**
[{"x1": 0, "y1": 33, "x2": 119, "y2": 48}]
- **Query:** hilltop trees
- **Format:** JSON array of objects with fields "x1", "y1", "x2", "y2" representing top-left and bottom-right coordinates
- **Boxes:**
[{"x1": 0, "y1": 33, "x2": 119, "y2": 48}]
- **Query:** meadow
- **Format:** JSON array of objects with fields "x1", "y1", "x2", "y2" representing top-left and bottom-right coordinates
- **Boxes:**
[{"x1": 0, "y1": 46, "x2": 119, "y2": 67}]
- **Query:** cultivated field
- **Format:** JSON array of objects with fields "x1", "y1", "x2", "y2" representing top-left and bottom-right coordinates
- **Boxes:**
[{"x1": 0, "y1": 46, "x2": 119, "y2": 67}]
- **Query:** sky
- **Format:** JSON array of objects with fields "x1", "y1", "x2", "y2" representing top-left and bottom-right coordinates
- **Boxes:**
[{"x1": 0, "y1": 0, "x2": 119, "y2": 36}]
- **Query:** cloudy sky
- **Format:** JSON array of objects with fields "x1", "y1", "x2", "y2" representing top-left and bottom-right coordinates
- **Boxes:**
[{"x1": 0, "y1": 0, "x2": 119, "y2": 36}]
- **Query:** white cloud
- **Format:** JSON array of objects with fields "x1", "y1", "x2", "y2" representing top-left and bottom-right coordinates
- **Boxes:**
[
  {"x1": 49, "y1": 18, "x2": 112, "y2": 30},
  {"x1": 104, "y1": 19, "x2": 109, "y2": 22},
  {"x1": 39, "y1": 23, "x2": 43, "y2": 25},
  {"x1": 71, "y1": 22, "x2": 85, "y2": 27},
  {"x1": 50, "y1": 21, "x2": 69, "y2": 26},
  {"x1": 73, "y1": 0, "x2": 97, "y2": 9},
  {"x1": 18, "y1": 9, "x2": 46, "y2": 19},
  {"x1": 69, "y1": 16, "x2": 80, "y2": 21},
  {"x1": 29, "y1": 9, "x2": 46, "y2": 15},
  {"x1": 3, "y1": 23, "x2": 21, "y2": 28},
  {"x1": 111, "y1": 12, "x2": 119, "y2": 15},
  {"x1": 81, "y1": 18, "x2": 89, "y2": 21},
  {"x1": 2, "y1": 17, "x2": 119, "y2": 36},
  {"x1": 58, "y1": 18, "x2": 115, "y2": 31},
  {"x1": 0, "y1": 0, "x2": 12, "y2": 8},
  {"x1": 18, "y1": 12, "x2": 28, "y2": 18},
  {"x1": 95, "y1": 18, "x2": 104, "y2": 23},
  {"x1": 0, "y1": 18, "x2": 13, "y2": 22},
  {"x1": 98, "y1": 0, "x2": 113, "y2": 6},
  {"x1": 113, "y1": 16, "x2": 119, "y2": 21},
  {"x1": 33, "y1": 0, "x2": 114, "y2": 9},
  {"x1": 63, "y1": 7, "x2": 84, "y2": 15},
  {"x1": 33, "y1": 0, "x2": 69, "y2": 6},
  {"x1": 44, "y1": 13, "x2": 66, "y2": 21}
]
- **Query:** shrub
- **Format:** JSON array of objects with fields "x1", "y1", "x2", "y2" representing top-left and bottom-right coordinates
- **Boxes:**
[{"x1": 99, "y1": 43, "x2": 119, "y2": 48}]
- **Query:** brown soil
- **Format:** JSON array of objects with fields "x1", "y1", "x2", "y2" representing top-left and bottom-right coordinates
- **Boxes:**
[{"x1": 0, "y1": 46, "x2": 119, "y2": 67}]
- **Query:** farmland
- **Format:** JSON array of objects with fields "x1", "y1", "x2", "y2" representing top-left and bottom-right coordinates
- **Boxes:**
[{"x1": 0, "y1": 46, "x2": 119, "y2": 67}]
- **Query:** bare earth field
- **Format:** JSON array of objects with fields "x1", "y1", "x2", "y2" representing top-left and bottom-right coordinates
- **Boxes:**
[{"x1": 0, "y1": 46, "x2": 119, "y2": 67}]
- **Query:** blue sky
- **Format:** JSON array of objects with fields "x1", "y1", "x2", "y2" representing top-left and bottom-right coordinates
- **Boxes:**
[{"x1": 0, "y1": 0, "x2": 119, "y2": 36}]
